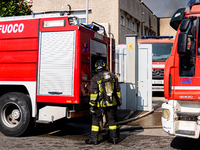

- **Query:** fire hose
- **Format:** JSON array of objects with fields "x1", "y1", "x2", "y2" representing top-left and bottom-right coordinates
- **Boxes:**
[
  {"x1": 117, "y1": 109, "x2": 162, "y2": 131},
  {"x1": 118, "y1": 109, "x2": 155, "y2": 125}
]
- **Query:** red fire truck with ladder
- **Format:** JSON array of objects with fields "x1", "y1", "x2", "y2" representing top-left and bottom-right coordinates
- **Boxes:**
[
  {"x1": 0, "y1": 12, "x2": 115, "y2": 137},
  {"x1": 162, "y1": 0, "x2": 200, "y2": 138},
  {"x1": 138, "y1": 36, "x2": 174, "y2": 92}
]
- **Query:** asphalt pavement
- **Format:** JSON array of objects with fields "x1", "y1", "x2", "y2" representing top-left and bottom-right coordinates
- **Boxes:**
[{"x1": 1, "y1": 92, "x2": 200, "y2": 149}]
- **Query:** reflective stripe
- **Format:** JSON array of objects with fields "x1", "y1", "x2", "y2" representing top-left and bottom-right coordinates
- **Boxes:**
[
  {"x1": 90, "y1": 94, "x2": 98, "y2": 100},
  {"x1": 107, "y1": 123, "x2": 109, "y2": 130},
  {"x1": 97, "y1": 99, "x2": 117, "y2": 107},
  {"x1": 89, "y1": 102, "x2": 95, "y2": 106},
  {"x1": 172, "y1": 86, "x2": 200, "y2": 90},
  {"x1": 97, "y1": 80, "x2": 101, "y2": 85},
  {"x1": 109, "y1": 125, "x2": 117, "y2": 130},
  {"x1": 97, "y1": 80, "x2": 103, "y2": 96},
  {"x1": 98, "y1": 84, "x2": 101, "y2": 96},
  {"x1": 112, "y1": 79, "x2": 115, "y2": 89},
  {"x1": 91, "y1": 125, "x2": 99, "y2": 131},
  {"x1": 117, "y1": 92, "x2": 121, "y2": 98},
  {"x1": 152, "y1": 64, "x2": 165, "y2": 68}
]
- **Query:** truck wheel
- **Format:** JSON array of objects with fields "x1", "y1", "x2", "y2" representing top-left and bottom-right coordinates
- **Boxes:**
[{"x1": 0, "y1": 92, "x2": 32, "y2": 137}]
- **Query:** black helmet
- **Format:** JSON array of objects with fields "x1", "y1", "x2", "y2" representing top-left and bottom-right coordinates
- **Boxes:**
[{"x1": 95, "y1": 59, "x2": 106, "y2": 71}]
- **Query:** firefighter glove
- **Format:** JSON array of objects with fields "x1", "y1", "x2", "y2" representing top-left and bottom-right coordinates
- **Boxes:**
[
  {"x1": 90, "y1": 106, "x2": 95, "y2": 114},
  {"x1": 117, "y1": 98, "x2": 122, "y2": 106}
]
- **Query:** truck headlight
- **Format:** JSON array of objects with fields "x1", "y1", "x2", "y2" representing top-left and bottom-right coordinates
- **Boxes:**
[{"x1": 162, "y1": 109, "x2": 170, "y2": 119}]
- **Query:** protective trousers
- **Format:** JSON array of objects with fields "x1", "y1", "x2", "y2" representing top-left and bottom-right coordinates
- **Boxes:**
[{"x1": 90, "y1": 106, "x2": 118, "y2": 141}]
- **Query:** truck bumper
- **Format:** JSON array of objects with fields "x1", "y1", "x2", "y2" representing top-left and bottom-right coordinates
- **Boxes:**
[{"x1": 162, "y1": 101, "x2": 200, "y2": 139}]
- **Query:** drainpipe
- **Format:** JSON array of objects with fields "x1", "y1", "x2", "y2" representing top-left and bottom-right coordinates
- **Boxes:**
[
  {"x1": 109, "y1": 33, "x2": 114, "y2": 72},
  {"x1": 86, "y1": 0, "x2": 89, "y2": 24}
]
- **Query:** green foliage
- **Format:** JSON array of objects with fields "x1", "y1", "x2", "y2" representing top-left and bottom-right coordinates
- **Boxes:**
[{"x1": 0, "y1": 0, "x2": 32, "y2": 17}]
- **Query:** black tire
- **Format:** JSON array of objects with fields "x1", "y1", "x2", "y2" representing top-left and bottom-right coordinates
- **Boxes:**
[{"x1": 0, "y1": 92, "x2": 32, "y2": 137}]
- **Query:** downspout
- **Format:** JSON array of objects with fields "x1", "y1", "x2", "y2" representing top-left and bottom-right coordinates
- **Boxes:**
[{"x1": 86, "y1": 0, "x2": 89, "y2": 24}]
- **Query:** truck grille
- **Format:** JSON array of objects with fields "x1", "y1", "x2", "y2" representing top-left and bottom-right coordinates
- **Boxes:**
[{"x1": 152, "y1": 69, "x2": 164, "y2": 79}]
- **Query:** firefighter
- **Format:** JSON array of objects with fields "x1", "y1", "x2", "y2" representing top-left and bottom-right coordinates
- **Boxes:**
[{"x1": 85, "y1": 59, "x2": 122, "y2": 145}]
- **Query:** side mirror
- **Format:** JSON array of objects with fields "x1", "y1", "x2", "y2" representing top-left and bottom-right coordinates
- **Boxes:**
[
  {"x1": 177, "y1": 32, "x2": 188, "y2": 54},
  {"x1": 170, "y1": 8, "x2": 186, "y2": 30}
]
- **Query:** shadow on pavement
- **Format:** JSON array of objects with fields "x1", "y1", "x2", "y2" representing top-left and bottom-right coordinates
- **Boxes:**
[
  {"x1": 30, "y1": 115, "x2": 92, "y2": 137},
  {"x1": 27, "y1": 92, "x2": 165, "y2": 143},
  {"x1": 28, "y1": 112, "x2": 132, "y2": 144},
  {"x1": 171, "y1": 136, "x2": 200, "y2": 150}
]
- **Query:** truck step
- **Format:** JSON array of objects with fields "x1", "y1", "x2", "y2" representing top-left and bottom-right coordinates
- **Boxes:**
[
  {"x1": 175, "y1": 130, "x2": 195, "y2": 136},
  {"x1": 36, "y1": 120, "x2": 51, "y2": 124},
  {"x1": 176, "y1": 112, "x2": 200, "y2": 117}
]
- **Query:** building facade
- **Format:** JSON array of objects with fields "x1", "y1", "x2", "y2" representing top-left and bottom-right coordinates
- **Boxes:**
[
  {"x1": 159, "y1": 18, "x2": 177, "y2": 38},
  {"x1": 31, "y1": 0, "x2": 158, "y2": 44}
]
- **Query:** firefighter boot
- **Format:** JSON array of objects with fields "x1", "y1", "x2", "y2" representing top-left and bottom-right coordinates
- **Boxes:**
[
  {"x1": 85, "y1": 139, "x2": 98, "y2": 145},
  {"x1": 85, "y1": 131, "x2": 98, "y2": 145},
  {"x1": 107, "y1": 129, "x2": 117, "y2": 144},
  {"x1": 116, "y1": 128, "x2": 120, "y2": 140},
  {"x1": 116, "y1": 123, "x2": 120, "y2": 139}
]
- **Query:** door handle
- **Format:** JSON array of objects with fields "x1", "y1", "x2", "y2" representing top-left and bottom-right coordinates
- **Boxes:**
[{"x1": 48, "y1": 92, "x2": 63, "y2": 94}]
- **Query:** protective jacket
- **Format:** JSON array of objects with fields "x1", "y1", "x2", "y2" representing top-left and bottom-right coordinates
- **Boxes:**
[{"x1": 89, "y1": 70, "x2": 121, "y2": 108}]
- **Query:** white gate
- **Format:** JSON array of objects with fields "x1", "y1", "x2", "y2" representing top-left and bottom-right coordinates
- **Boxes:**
[{"x1": 137, "y1": 44, "x2": 152, "y2": 111}]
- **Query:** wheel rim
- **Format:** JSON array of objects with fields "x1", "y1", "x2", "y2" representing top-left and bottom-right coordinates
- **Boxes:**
[{"x1": 1, "y1": 102, "x2": 22, "y2": 128}]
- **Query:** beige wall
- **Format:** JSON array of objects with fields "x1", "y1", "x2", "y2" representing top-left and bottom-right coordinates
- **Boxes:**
[
  {"x1": 32, "y1": 0, "x2": 120, "y2": 43},
  {"x1": 89, "y1": 0, "x2": 119, "y2": 44},
  {"x1": 159, "y1": 18, "x2": 177, "y2": 38},
  {"x1": 32, "y1": 0, "x2": 87, "y2": 11},
  {"x1": 32, "y1": 0, "x2": 158, "y2": 44}
]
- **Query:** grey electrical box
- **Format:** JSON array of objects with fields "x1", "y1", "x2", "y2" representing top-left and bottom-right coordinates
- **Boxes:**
[{"x1": 118, "y1": 35, "x2": 152, "y2": 111}]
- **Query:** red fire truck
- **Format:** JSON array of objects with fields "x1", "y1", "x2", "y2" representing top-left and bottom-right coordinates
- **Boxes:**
[
  {"x1": 138, "y1": 37, "x2": 174, "y2": 92},
  {"x1": 162, "y1": 0, "x2": 200, "y2": 138},
  {"x1": 0, "y1": 13, "x2": 115, "y2": 137}
]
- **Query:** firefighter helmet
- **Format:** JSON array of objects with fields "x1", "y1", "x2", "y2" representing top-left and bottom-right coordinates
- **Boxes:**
[{"x1": 95, "y1": 59, "x2": 106, "y2": 71}]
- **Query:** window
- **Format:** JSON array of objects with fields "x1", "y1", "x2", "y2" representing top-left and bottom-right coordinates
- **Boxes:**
[
  {"x1": 132, "y1": 22, "x2": 135, "y2": 31},
  {"x1": 137, "y1": 22, "x2": 140, "y2": 33},
  {"x1": 145, "y1": 28, "x2": 147, "y2": 36},
  {"x1": 74, "y1": 11, "x2": 86, "y2": 24},
  {"x1": 127, "y1": 18, "x2": 130, "y2": 29},
  {"x1": 121, "y1": 15, "x2": 125, "y2": 26},
  {"x1": 79, "y1": 18, "x2": 86, "y2": 24},
  {"x1": 179, "y1": 19, "x2": 197, "y2": 77}
]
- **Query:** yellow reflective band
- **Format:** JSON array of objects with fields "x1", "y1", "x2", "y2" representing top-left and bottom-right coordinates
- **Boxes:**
[
  {"x1": 90, "y1": 94, "x2": 98, "y2": 100},
  {"x1": 89, "y1": 102, "x2": 95, "y2": 106},
  {"x1": 98, "y1": 84, "x2": 101, "y2": 96},
  {"x1": 91, "y1": 125, "x2": 99, "y2": 131},
  {"x1": 112, "y1": 79, "x2": 115, "y2": 89},
  {"x1": 102, "y1": 62, "x2": 105, "y2": 67},
  {"x1": 95, "y1": 62, "x2": 97, "y2": 68},
  {"x1": 109, "y1": 125, "x2": 117, "y2": 130},
  {"x1": 117, "y1": 92, "x2": 121, "y2": 98},
  {"x1": 97, "y1": 80, "x2": 103, "y2": 96},
  {"x1": 97, "y1": 99, "x2": 117, "y2": 107},
  {"x1": 97, "y1": 80, "x2": 101, "y2": 84}
]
